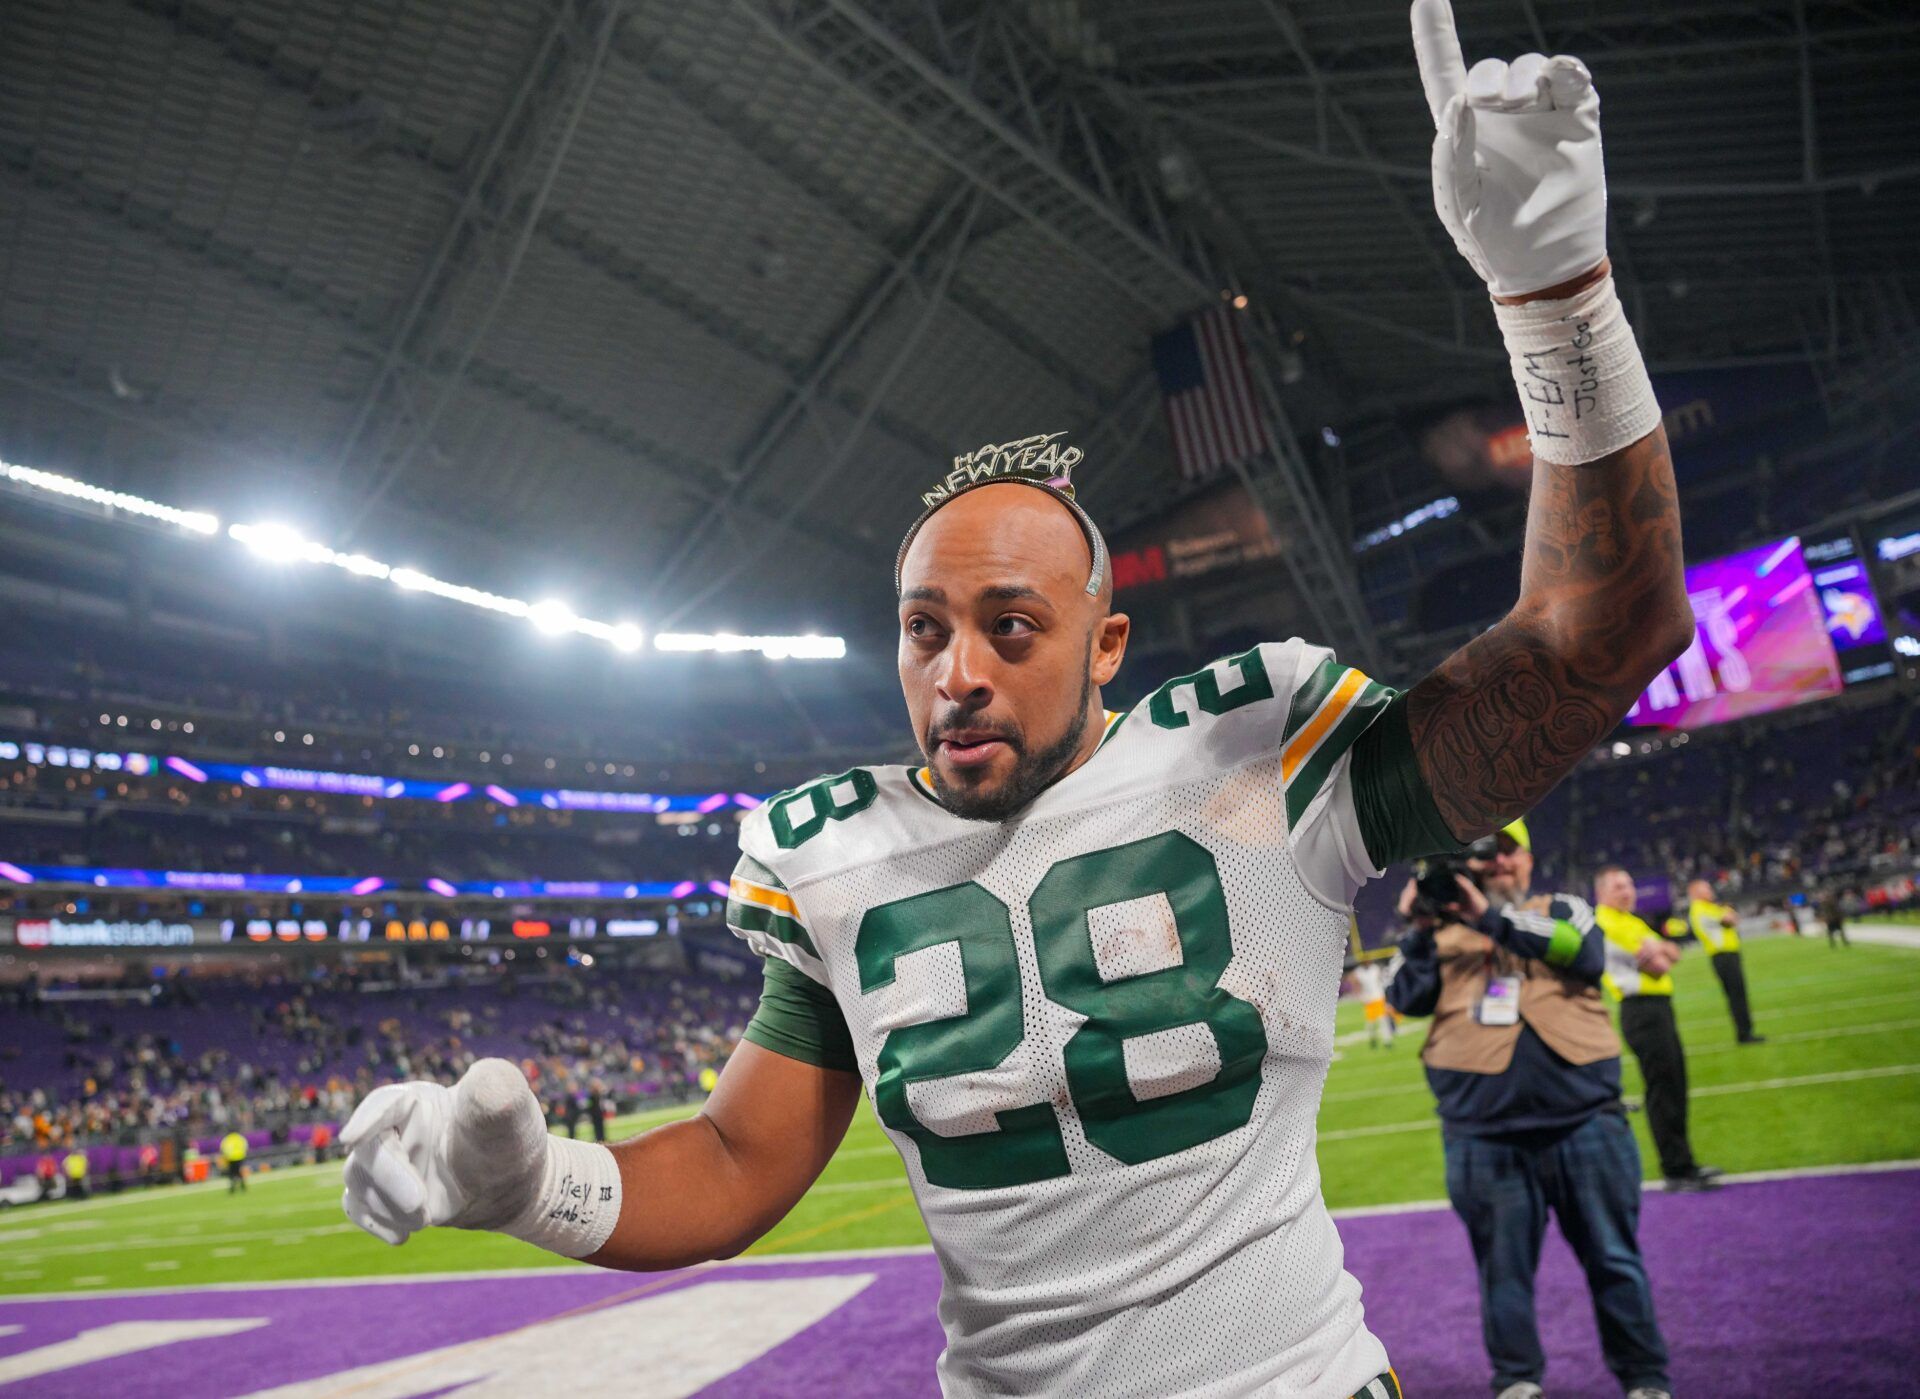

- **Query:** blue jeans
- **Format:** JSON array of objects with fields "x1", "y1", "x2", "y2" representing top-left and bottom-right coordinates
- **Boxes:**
[{"x1": 1444, "y1": 1112, "x2": 1671, "y2": 1394}]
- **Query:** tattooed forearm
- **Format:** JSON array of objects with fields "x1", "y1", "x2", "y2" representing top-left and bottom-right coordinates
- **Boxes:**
[{"x1": 1406, "y1": 424, "x2": 1691, "y2": 840}]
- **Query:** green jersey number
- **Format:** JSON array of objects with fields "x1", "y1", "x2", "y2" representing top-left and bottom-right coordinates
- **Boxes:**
[
  {"x1": 1147, "y1": 646, "x2": 1273, "y2": 731},
  {"x1": 769, "y1": 769, "x2": 879, "y2": 850},
  {"x1": 855, "y1": 831, "x2": 1267, "y2": 1190}
]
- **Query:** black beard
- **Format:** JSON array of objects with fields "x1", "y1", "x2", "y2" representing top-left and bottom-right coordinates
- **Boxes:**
[{"x1": 926, "y1": 658, "x2": 1094, "y2": 823}]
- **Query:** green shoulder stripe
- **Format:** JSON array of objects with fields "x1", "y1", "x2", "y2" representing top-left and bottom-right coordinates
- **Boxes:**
[
  {"x1": 1283, "y1": 653, "x2": 1349, "y2": 744},
  {"x1": 734, "y1": 852, "x2": 786, "y2": 891},
  {"x1": 1284, "y1": 678, "x2": 1394, "y2": 827},
  {"x1": 726, "y1": 897, "x2": 819, "y2": 959}
]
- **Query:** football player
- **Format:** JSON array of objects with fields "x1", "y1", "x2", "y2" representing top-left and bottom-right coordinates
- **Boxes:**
[{"x1": 340, "y1": 5, "x2": 1692, "y2": 1394}]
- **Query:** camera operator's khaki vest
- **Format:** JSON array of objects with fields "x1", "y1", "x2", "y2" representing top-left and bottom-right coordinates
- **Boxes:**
[{"x1": 1420, "y1": 926, "x2": 1620, "y2": 1075}]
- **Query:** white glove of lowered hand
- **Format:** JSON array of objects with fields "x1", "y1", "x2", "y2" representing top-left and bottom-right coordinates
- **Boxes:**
[
  {"x1": 340, "y1": 1058, "x2": 620, "y2": 1257},
  {"x1": 1412, "y1": 0, "x2": 1607, "y2": 297}
]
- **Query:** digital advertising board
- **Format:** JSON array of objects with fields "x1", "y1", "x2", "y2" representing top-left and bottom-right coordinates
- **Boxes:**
[{"x1": 1626, "y1": 537, "x2": 1844, "y2": 731}]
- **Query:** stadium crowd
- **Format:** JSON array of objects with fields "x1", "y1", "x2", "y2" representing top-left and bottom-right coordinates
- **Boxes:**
[
  {"x1": 0, "y1": 959, "x2": 756, "y2": 1158},
  {"x1": 1531, "y1": 690, "x2": 1919, "y2": 905}
]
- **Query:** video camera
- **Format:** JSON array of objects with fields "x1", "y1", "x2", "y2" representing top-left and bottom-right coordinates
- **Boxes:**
[{"x1": 1409, "y1": 833, "x2": 1500, "y2": 921}]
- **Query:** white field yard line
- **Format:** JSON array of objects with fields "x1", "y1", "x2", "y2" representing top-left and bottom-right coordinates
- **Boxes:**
[
  {"x1": 0, "y1": 1109, "x2": 699, "y2": 1233},
  {"x1": 1320, "y1": 1062, "x2": 1920, "y2": 1142},
  {"x1": 1332, "y1": 976, "x2": 1911, "y2": 1072},
  {"x1": 1691, "y1": 1062, "x2": 1920, "y2": 1097},
  {"x1": 10, "y1": 1161, "x2": 1914, "y2": 1307},
  {"x1": 24, "y1": 1199, "x2": 352, "y2": 1240},
  {"x1": 1324, "y1": 977, "x2": 1909, "y2": 1076},
  {"x1": 7, "y1": 1159, "x2": 1912, "y2": 1297},
  {"x1": 0, "y1": 1246, "x2": 943, "y2": 1305},
  {"x1": 5, "y1": 1222, "x2": 358, "y2": 1262},
  {"x1": 1323, "y1": 1157, "x2": 1920, "y2": 1221},
  {"x1": 1740, "y1": 989, "x2": 1920, "y2": 1021},
  {"x1": 1675, "y1": 957, "x2": 1916, "y2": 998},
  {"x1": 1321, "y1": 1016, "x2": 1920, "y2": 1104},
  {"x1": 1335, "y1": 944, "x2": 1897, "y2": 1022},
  {"x1": 0, "y1": 1159, "x2": 336, "y2": 1232},
  {"x1": 1664, "y1": 941, "x2": 1890, "y2": 983},
  {"x1": 1687, "y1": 1017, "x2": 1920, "y2": 1055},
  {"x1": 805, "y1": 1178, "x2": 913, "y2": 1195}
]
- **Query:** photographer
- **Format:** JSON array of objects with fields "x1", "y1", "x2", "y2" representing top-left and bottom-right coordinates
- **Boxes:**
[{"x1": 1388, "y1": 821, "x2": 1671, "y2": 1399}]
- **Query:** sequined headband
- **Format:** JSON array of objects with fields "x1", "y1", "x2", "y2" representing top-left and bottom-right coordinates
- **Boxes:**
[{"x1": 893, "y1": 432, "x2": 1108, "y2": 597}]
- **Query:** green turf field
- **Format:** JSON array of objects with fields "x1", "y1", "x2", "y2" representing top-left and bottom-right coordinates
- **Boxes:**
[{"x1": 3, "y1": 934, "x2": 1914, "y2": 1297}]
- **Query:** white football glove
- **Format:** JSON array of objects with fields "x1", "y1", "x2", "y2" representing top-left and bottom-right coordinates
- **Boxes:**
[
  {"x1": 1412, "y1": 0, "x2": 1607, "y2": 297},
  {"x1": 340, "y1": 1058, "x2": 620, "y2": 1257}
]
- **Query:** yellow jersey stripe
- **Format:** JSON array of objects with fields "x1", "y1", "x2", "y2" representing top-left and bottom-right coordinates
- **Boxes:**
[
  {"x1": 728, "y1": 877, "x2": 803, "y2": 921},
  {"x1": 1281, "y1": 667, "x2": 1369, "y2": 783}
]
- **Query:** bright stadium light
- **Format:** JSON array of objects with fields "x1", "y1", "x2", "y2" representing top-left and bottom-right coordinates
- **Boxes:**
[
  {"x1": 1, "y1": 456, "x2": 840, "y2": 659},
  {"x1": 391, "y1": 567, "x2": 529, "y2": 618},
  {"x1": 231, "y1": 522, "x2": 393, "y2": 580},
  {"x1": 653, "y1": 632, "x2": 846, "y2": 660},
  {"x1": 231, "y1": 521, "x2": 314, "y2": 562},
  {"x1": 3, "y1": 460, "x2": 218, "y2": 534},
  {"x1": 528, "y1": 599, "x2": 578, "y2": 636}
]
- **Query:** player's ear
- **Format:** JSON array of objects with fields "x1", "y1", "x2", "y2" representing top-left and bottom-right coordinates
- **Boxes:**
[{"x1": 1090, "y1": 612, "x2": 1129, "y2": 685}]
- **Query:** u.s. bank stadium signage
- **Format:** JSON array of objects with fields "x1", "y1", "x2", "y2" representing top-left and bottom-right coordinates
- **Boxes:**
[
  {"x1": 3, "y1": 913, "x2": 683, "y2": 948},
  {"x1": 10, "y1": 917, "x2": 200, "y2": 948}
]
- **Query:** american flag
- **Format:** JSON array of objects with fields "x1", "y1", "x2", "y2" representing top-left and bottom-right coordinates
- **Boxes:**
[{"x1": 1151, "y1": 305, "x2": 1273, "y2": 481}]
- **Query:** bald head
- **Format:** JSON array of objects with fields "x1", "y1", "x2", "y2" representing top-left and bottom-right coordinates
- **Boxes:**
[
  {"x1": 900, "y1": 483, "x2": 1110, "y2": 615},
  {"x1": 895, "y1": 482, "x2": 1128, "y2": 821}
]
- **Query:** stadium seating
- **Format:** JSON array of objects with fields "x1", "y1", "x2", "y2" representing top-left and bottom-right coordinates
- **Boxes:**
[{"x1": 0, "y1": 958, "x2": 759, "y2": 1177}]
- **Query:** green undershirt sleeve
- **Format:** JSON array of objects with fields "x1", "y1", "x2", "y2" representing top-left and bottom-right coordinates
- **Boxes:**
[
  {"x1": 741, "y1": 956, "x2": 858, "y2": 1074},
  {"x1": 1350, "y1": 692, "x2": 1470, "y2": 869}
]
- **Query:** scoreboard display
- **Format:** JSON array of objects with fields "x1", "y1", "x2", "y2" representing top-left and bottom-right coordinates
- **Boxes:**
[
  {"x1": 1806, "y1": 531, "x2": 1897, "y2": 686},
  {"x1": 1627, "y1": 536, "x2": 1845, "y2": 731}
]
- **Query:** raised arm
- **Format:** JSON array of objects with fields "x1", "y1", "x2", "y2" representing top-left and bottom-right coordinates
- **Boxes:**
[
  {"x1": 1402, "y1": 2, "x2": 1692, "y2": 840},
  {"x1": 1406, "y1": 401, "x2": 1688, "y2": 839},
  {"x1": 339, "y1": 1044, "x2": 859, "y2": 1271}
]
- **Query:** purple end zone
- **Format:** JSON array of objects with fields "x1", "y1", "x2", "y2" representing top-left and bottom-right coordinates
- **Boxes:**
[{"x1": 1, "y1": 1170, "x2": 1912, "y2": 1397}]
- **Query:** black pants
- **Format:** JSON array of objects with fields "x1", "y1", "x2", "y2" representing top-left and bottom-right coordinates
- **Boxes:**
[
  {"x1": 1710, "y1": 949, "x2": 1755, "y2": 1039},
  {"x1": 1619, "y1": 997, "x2": 1694, "y2": 1178},
  {"x1": 1828, "y1": 916, "x2": 1849, "y2": 947}
]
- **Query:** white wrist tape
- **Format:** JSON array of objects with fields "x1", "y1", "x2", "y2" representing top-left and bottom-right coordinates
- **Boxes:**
[
  {"x1": 504, "y1": 1135, "x2": 622, "y2": 1258},
  {"x1": 1492, "y1": 274, "x2": 1660, "y2": 466}
]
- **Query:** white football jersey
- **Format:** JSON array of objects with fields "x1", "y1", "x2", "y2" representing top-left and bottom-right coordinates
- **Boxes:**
[{"x1": 727, "y1": 640, "x2": 1396, "y2": 1398}]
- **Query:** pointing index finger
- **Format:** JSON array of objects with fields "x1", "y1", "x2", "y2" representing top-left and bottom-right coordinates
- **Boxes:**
[
  {"x1": 1411, "y1": 0, "x2": 1468, "y2": 128},
  {"x1": 340, "y1": 1084, "x2": 412, "y2": 1150}
]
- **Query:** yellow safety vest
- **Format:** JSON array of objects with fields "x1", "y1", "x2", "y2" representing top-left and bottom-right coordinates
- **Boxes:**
[
  {"x1": 1596, "y1": 905, "x2": 1675, "y2": 999},
  {"x1": 1689, "y1": 898, "x2": 1741, "y2": 954},
  {"x1": 62, "y1": 1151, "x2": 87, "y2": 1180},
  {"x1": 219, "y1": 1132, "x2": 248, "y2": 1164}
]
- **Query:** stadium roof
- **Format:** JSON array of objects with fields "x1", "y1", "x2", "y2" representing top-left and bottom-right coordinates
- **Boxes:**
[{"x1": 2, "y1": 0, "x2": 1916, "y2": 662}]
